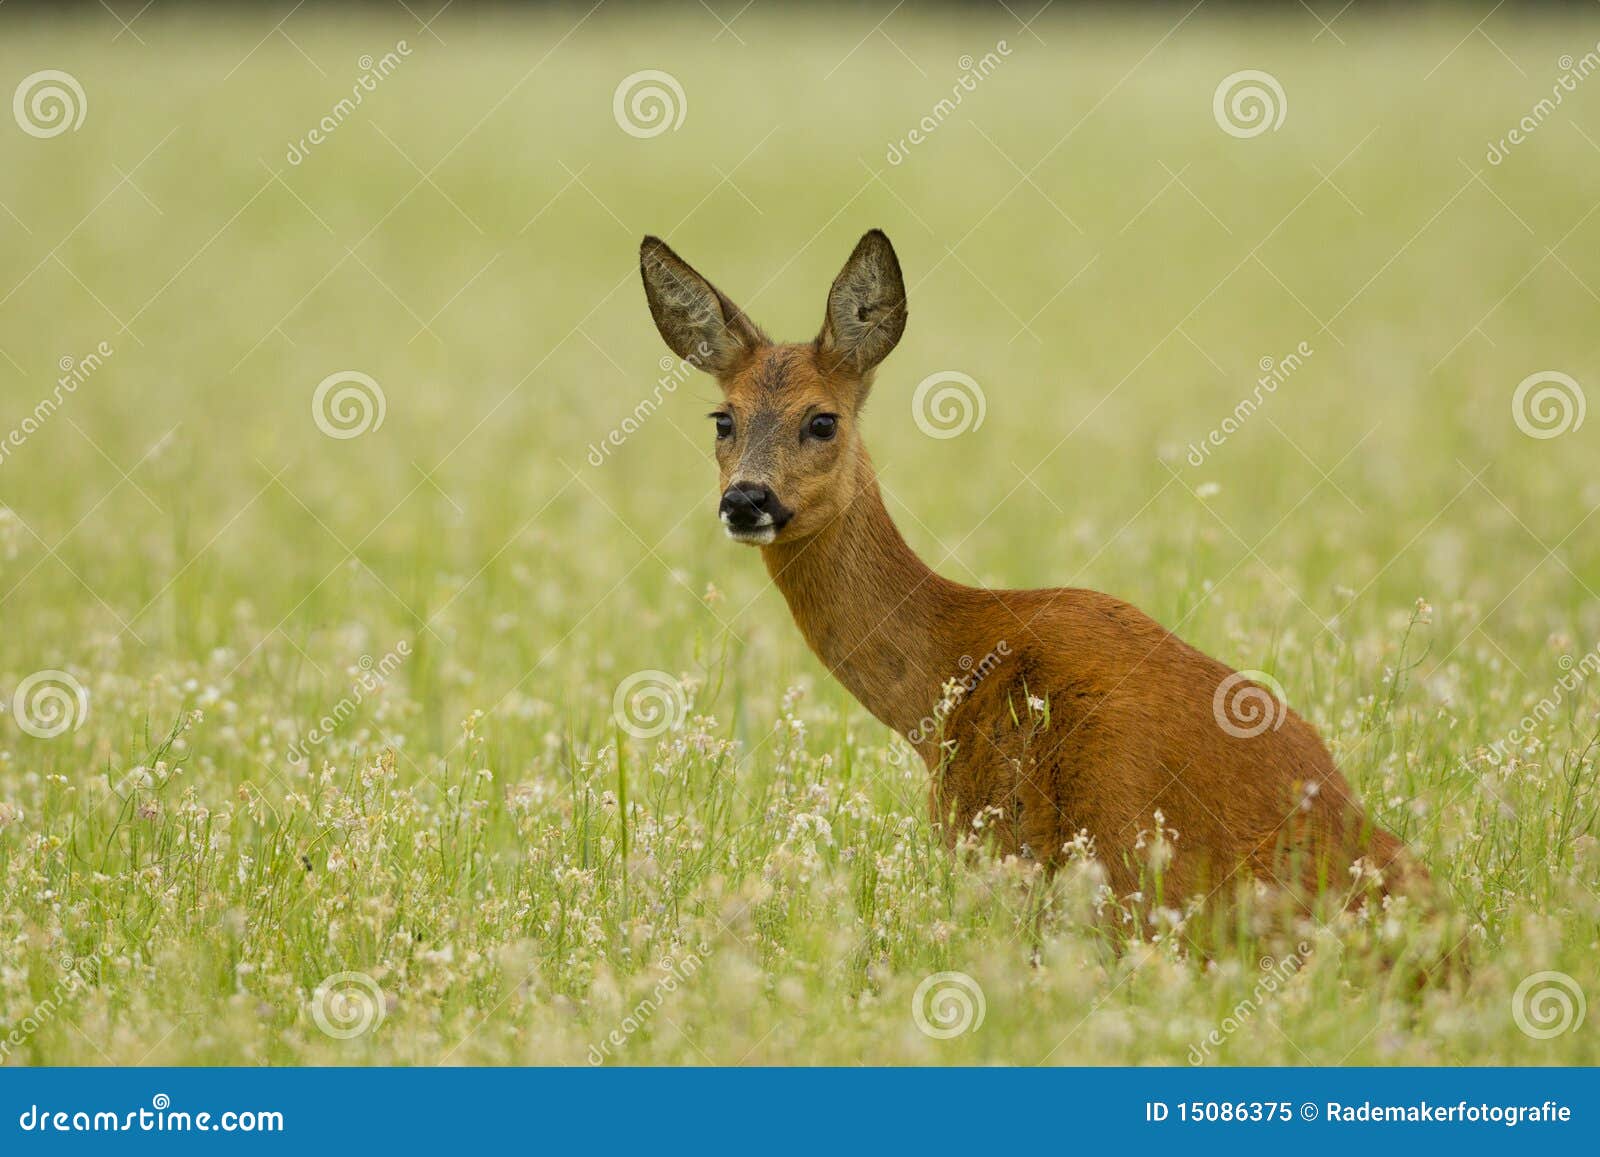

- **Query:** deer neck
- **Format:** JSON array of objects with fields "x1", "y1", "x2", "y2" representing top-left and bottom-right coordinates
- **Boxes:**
[{"x1": 760, "y1": 454, "x2": 965, "y2": 738}]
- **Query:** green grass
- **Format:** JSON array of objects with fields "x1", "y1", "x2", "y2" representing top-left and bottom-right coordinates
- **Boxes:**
[{"x1": 1, "y1": 3, "x2": 1598, "y2": 1064}]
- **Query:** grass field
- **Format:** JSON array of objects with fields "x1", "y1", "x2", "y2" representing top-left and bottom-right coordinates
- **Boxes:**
[{"x1": 1, "y1": 2, "x2": 1598, "y2": 1065}]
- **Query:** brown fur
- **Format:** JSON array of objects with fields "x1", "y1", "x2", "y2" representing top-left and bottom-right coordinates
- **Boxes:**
[{"x1": 639, "y1": 229, "x2": 1427, "y2": 910}]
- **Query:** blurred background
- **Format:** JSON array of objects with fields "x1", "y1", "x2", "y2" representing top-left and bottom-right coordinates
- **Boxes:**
[
  {"x1": 1, "y1": 3, "x2": 1595, "y2": 702},
  {"x1": 1, "y1": 1, "x2": 1598, "y2": 1064}
]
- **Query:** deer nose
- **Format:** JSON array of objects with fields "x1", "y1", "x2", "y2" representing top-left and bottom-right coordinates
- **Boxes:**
[{"x1": 719, "y1": 482, "x2": 775, "y2": 529}]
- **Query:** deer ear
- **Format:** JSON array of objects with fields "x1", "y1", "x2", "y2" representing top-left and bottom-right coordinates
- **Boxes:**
[
  {"x1": 640, "y1": 236, "x2": 764, "y2": 376},
  {"x1": 819, "y1": 229, "x2": 907, "y2": 375}
]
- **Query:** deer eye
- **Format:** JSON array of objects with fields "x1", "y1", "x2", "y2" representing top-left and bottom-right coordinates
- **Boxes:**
[
  {"x1": 807, "y1": 414, "x2": 838, "y2": 441},
  {"x1": 711, "y1": 412, "x2": 734, "y2": 440}
]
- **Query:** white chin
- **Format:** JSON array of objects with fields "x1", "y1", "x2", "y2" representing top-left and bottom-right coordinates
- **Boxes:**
[{"x1": 725, "y1": 525, "x2": 776, "y2": 545}]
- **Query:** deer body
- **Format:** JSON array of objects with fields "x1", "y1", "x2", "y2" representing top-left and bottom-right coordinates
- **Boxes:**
[{"x1": 640, "y1": 229, "x2": 1422, "y2": 906}]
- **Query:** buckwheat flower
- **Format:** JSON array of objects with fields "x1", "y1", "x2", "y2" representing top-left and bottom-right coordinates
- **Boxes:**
[
  {"x1": 1347, "y1": 856, "x2": 1382, "y2": 887},
  {"x1": 1297, "y1": 781, "x2": 1320, "y2": 812},
  {"x1": 136, "y1": 800, "x2": 161, "y2": 822},
  {"x1": 118, "y1": 767, "x2": 154, "y2": 794},
  {"x1": 1413, "y1": 597, "x2": 1433, "y2": 625},
  {"x1": 0, "y1": 801, "x2": 20, "y2": 829},
  {"x1": 789, "y1": 812, "x2": 833, "y2": 845}
]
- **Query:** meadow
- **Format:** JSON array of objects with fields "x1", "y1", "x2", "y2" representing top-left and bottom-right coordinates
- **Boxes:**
[{"x1": 1, "y1": 2, "x2": 1597, "y2": 1065}]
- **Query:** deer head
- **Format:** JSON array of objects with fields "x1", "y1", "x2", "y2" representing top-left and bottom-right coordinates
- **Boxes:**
[{"x1": 639, "y1": 230, "x2": 907, "y2": 545}]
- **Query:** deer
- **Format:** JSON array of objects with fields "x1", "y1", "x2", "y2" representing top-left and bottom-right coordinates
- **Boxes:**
[{"x1": 638, "y1": 228, "x2": 1428, "y2": 914}]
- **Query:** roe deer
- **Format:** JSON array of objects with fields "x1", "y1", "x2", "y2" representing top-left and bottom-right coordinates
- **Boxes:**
[{"x1": 639, "y1": 228, "x2": 1427, "y2": 908}]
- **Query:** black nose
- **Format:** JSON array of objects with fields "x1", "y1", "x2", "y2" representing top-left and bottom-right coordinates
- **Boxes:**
[{"x1": 719, "y1": 483, "x2": 774, "y2": 529}]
